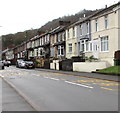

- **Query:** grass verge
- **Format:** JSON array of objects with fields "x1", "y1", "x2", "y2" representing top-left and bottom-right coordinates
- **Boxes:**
[{"x1": 97, "y1": 66, "x2": 120, "y2": 74}]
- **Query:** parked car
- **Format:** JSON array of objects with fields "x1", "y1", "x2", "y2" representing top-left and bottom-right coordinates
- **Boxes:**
[
  {"x1": 16, "y1": 59, "x2": 24, "y2": 68},
  {"x1": 0, "y1": 61, "x2": 4, "y2": 70},
  {"x1": 16, "y1": 59, "x2": 35, "y2": 69},
  {"x1": 7, "y1": 61, "x2": 11, "y2": 66},
  {"x1": 3, "y1": 60, "x2": 10, "y2": 67},
  {"x1": 24, "y1": 60, "x2": 35, "y2": 69}
]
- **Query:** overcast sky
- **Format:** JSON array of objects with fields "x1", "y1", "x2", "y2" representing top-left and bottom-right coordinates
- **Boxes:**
[{"x1": 0, "y1": 0, "x2": 119, "y2": 36}]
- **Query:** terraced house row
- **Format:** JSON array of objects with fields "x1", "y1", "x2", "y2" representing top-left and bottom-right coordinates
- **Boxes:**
[{"x1": 3, "y1": 2, "x2": 120, "y2": 72}]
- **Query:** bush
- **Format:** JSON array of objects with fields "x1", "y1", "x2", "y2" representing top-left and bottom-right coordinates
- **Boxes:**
[{"x1": 85, "y1": 55, "x2": 98, "y2": 62}]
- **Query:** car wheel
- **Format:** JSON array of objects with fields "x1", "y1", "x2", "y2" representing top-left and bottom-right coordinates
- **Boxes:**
[{"x1": 2, "y1": 66, "x2": 4, "y2": 69}]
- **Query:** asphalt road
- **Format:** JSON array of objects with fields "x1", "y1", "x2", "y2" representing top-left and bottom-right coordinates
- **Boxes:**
[{"x1": 0, "y1": 66, "x2": 119, "y2": 111}]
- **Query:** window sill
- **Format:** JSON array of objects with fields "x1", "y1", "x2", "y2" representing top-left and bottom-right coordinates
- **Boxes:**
[
  {"x1": 100, "y1": 51, "x2": 109, "y2": 53},
  {"x1": 68, "y1": 52, "x2": 72, "y2": 54},
  {"x1": 58, "y1": 55, "x2": 65, "y2": 56},
  {"x1": 85, "y1": 51, "x2": 92, "y2": 53}
]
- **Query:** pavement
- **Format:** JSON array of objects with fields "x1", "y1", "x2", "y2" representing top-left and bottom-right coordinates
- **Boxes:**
[
  {"x1": 2, "y1": 79, "x2": 35, "y2": 111},
  {"x1": 35, "y1": 68, "x2": 120, "y2": 82}
]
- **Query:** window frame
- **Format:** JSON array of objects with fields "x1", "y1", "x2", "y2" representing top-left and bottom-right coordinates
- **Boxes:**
[
  {"x1": 95, "y1": 19, "x2": 98, "y2": 32},
  {"x1": 73, "y1": 27, "x2": 75, "y2": 37},
  {"x1": 104, "y1": 15, "x2": 108, "y2": 29},
  {"x1": 68, "y1": 43, "x2": 72, "y2": 53},
  {"x1": 100, "y1": 36, "x2": 109, "y2": 52},
  {"x1": 58, "y1": 45, "x2": 64, "y2": 56},
  {"x1": 80, "y1": 24, "x2": 83, "y2": 36}
]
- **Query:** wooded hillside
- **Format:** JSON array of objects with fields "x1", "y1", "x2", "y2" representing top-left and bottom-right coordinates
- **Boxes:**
[{"x1": 2, "y1": 9, "x2": 97, "y2": 50}]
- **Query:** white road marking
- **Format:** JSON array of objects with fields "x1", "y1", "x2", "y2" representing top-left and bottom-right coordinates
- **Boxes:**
[
  {"x1": 49, "y1": 77, "x2": 59, "y2": 81},
  {"x1": 65, "y1": 81, "x2": 93, "y2": 89},
  {"x1": 44, "y1": 76, "x2": 59, "y2": 81},
  {"x1": 44, "y1": 76, "x2": 49, "y2": 79},
  {"x1": 35, "y1": 75, "x2": 40, "y2": 77}
]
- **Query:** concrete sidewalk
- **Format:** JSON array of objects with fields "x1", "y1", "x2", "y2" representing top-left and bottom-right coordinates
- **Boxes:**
[{"x1": 35, "y1": 68, "x2": 120, "y2": 82}]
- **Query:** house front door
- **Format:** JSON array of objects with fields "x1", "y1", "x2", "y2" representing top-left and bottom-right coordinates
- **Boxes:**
[{"x1": 93, "y1": 39, "x2": 99, "y2": 59}]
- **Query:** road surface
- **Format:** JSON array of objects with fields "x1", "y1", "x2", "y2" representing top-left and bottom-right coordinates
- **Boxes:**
[{"x1": 0, "y1": 66, "x2": 119, "y2": 111}]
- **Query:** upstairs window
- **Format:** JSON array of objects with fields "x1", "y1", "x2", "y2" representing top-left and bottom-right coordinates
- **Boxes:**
[
  {"x1": 104, "y1": 15, "x2": 108, "y2": 29},
  {"x1": 47, "y1": 34, "x2": 50, "y2": 42},
  {"x1": 80, "y1": 25, "x2": 82, "y2": 35},
  {"x1": 45, "y1": 36, "x2": 47, "y2": 43},
  {"x1": 86, "y1": 22, "x2": 89, "y2": 34},
  {"x1": 67, "y1": 30, "x2": 70, "y2": 38},
  {"x1": 58, "y1": 33, "x2": 62, "y2": 42},
  {"x1": 95, "y1": 19, "x2": 98, "y2": 32},
  {"x1": 62, "y1": 32, "x2": 65, "y2": 41},
  {"x1": 73, "y1": 27, "x2": 75, "y2": 37}
]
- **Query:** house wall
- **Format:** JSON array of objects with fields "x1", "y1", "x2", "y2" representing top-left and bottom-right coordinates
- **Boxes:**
[
  {"x1": 0, "y1": 37, "x2": 2, "y2": 60},
  {"x1": 90, "y1": 8, "x2": 119, "y2": 66},
  {"x1": 66, "y1": 27, "x2": 77, "y2": 59},
  {"x1": 6, "y1": 50, "x2": 14, "y2": 60},
  {"x1": 118, "y1": 8, "x2": 120, "y2": 50}
]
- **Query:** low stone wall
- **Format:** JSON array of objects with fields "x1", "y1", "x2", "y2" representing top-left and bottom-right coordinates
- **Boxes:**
[{"x1": 73, "y1": 62, "x2": 108, "y2": 72}]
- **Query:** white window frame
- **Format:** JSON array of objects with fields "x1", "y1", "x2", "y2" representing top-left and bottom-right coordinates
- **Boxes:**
[
  {"x1": 95, "y1": 19, "x2": 98, "y2": 32},
  {"x1": 100, "y1": 36, "x2": 109, "y2": 52},
  {"x1": 104, "y1": 15, "x2": 108, "y2": 29},
  {"x1": 62, "y1": 32, "x2": 65, "y2": 41},
  {"x1": 89, "y1": 42, "x2": 93, "y2": 52},
  {"x1": 67, "y1": 30, "x2": 70, "y2": 38},
  {"x1": 73, "y1": 27, "x2": 75, "y2": 37},
  {"x1": 32, "y1": 41, "x2": 35, "y2": 48},
  {"x1": 58, "y1": 45, "x2": 64, "y2": 56},
  {"x1": 45, "y1": 35, "x2": 47, "y2": 43},
  {"x1": 80, "y1": 24, "x2": 83, "y2": 36},
  {"x1": 47, "y1": 34, "x2": 50, "y2": 42},
  {"x1": 58, "y1": 33, "x2": 62, "y2": 42},
  {"x1": 68, "y1": 43, "x2": 72, "y2": 53},
  {"x1": 86, "y1": 22, "x2": 89, "y2": 34}
]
